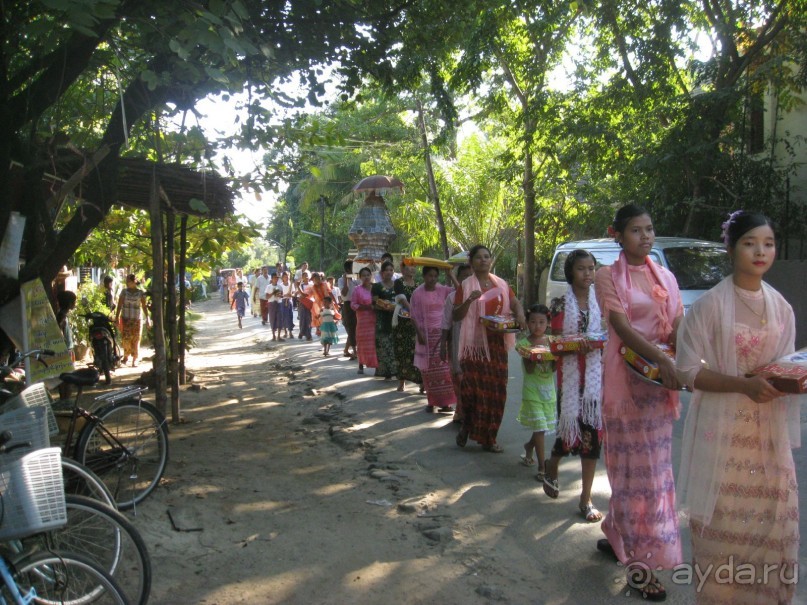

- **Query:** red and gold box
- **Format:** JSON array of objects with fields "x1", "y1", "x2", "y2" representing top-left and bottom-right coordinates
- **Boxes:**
[
  {"x1": 748, "y1": 348, "x2": 807, "y2": 394},
  {"x1": 516, "y1": 344, "x2": 557, "y2": 362},
  {"x1": 620, "y1": 343, "x2": 676, "y2": 380},
  {"x1": 480, "y1": 315, "x2": 520, "y2": 332},
  {"x1": 548, "y1": 334, "x2": 607, "y2": 354}
]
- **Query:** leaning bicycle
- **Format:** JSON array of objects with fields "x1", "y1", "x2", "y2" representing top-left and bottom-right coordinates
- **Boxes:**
[
  {"x1": 0, "y1": 433, "x2": 129, "y2": 605},
  {"x1": 56, "y1": 369, "x2": 169, "y2": 511}
]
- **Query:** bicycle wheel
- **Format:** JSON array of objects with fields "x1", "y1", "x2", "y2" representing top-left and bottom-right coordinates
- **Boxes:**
[
  {"x1": 3, "y1": 551, "x2": 128, "y2": 605},
  {"x1": 22, "y1": 495, "x2": 151, "y2": 605},
  {"x1": 62, "y1": 458, "x2": 117, "y2": 508},
  {"x1": 75, "y1": 400, "x2": 168, "y2": 510}
]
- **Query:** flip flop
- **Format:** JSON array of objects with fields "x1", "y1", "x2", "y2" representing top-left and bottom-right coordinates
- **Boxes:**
[
  {"x1": 596, "y1": 538, "x2": 617, "y2": 561},
  {"x1": 542, "y1": 476, "x2": 559, "y2": 499},
  {"x1": 579, "y1": 502, "x2": 603, "y2": 523},
  {"x1": 519, "y1": 453, "x2": 535, "y2": 467},
  {"x1": 628, "y1": 570, "x2": 667, "y2": 602},
  {"x1": 482, "y1": 443, "x2": 503, "y2": 453}
]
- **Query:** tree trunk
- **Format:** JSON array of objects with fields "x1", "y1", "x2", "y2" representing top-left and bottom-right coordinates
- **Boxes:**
[
  {"x1": 416, "y1": 99, "x2": 449, "y2": 258},
  {"x1": 522, "y1": 117, "x2": 537, "y2": 307},
  {"x1": 148, "y1": 170, "x2": 168, "y2": 415}
]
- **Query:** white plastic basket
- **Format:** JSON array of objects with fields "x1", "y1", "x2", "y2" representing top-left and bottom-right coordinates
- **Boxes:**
[
  {"x1": 0, "y1": 447, "x2": 67, "y2": 540},
  {"x1": 0, "y1": 406, "x2": 50, "y2": 455},
  {"x1": 2, "y1": 382, "x2": 59, "y2": 436}
]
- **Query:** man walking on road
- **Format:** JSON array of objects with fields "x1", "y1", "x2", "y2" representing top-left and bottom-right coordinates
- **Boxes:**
[{"x1": 255, "y1": 266, "x2": 271, "y2": 326}]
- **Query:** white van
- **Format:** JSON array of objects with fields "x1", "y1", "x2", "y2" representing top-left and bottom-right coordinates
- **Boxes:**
[{"x1": 540, "y1": 237, "x2": 731, "y2": 313}]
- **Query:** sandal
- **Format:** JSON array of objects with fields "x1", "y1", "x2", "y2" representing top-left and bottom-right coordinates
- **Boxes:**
[
  {"x1": 534, "y1": 469, "x2": 545, "y2": 482},
  {"x1": 628, "y1": 570, "x2": 667, "y2": 602},
  {"x1": 456, "y1": 429, "x2": 468, "y2": 448},
  {"x1": 597, "y1": 538, "x2": 617, "y2": 561},
  {"x1": 520, "y1": 453, "x2": 535, "y2": 467},
  {"x1": 482, "y1": 443, "x2": 503, "y2": 453},
  {"x1": 542, "y1": 476, "x2": 559, "y2": 499},
  {"x1": 579, "y1": 502, "x2": 603, "y2": 523}
]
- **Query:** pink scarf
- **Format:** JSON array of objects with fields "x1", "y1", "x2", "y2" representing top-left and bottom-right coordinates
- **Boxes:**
[
  {"x1": 458, "y1": 273, "x2": 516, "y2": 361},
  {"x1": 610, "y1": 252, "x2": 680, "y2": 342}
]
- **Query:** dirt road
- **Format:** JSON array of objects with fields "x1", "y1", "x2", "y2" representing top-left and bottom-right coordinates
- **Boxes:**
[{"x1": 120, "y1": 297, "x2": 806, "y2": 605}]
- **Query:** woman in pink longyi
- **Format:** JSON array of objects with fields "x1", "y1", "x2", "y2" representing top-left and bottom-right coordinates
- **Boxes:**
[
  {"x1": 410, "y1": 265, "x2": 458, "y2": 412},
  {"x1": 594, "y1": 204, "x2": 683, "y2": 601}
]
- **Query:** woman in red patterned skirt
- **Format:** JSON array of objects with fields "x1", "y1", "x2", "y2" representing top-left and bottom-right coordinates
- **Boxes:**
[
  {"x1": 453, "y1": 245, "x2": 526, "y2": 452},
  {"x1": 351, "y1": 267, "x2": 377, "y2": 374}
]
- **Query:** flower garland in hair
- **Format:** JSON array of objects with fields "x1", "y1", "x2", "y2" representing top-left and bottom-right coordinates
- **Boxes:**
[{"x1": 720, "y1": 209, "x2": 745, "y2": 245}]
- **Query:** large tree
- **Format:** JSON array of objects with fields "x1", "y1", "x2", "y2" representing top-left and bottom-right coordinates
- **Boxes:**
[{"x1": 0, "y1": 0, "x2": 405, "y2": 304}]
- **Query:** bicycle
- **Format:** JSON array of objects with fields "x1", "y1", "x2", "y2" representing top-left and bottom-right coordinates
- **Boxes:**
[
  {"x1": 1, "y1": 392, "x2": 150, "y2": 604},
  {"x1": 0, "y1": 432, "x2": 129, "y2": 605},
  {"x1": 55, "y1": 368, "x2": 169, "y2": 511}
]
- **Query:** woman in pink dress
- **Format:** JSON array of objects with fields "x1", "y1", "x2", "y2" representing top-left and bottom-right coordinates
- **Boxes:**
[
  {"x1": 676, "y1": 211, "x2": 800, "y2": 604},
  {"x1": 410, "y1": 266, "x2": 458, "y2": 412},
  {"x1": 351, "y1": 267, "x2": 377, "y2": 374},
  {"x1": 594, "y1": 204, "x2": 683, "y2": 601}
]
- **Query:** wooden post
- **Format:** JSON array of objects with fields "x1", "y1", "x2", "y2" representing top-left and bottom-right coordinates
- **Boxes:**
[
  {"x1": 165, "y1": 210, "x2": 180, "y2": 422},
  {"x1": 148, "y1": 169, "x2": 168, "y2": 415},
  {"x1": 178, "y1": 215, "x2": 188, "y2": 386}
]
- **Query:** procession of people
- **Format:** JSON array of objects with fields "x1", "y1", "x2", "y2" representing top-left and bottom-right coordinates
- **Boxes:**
[{"x1": 220, "y1": 204, "x2": 803, "y2": 604}]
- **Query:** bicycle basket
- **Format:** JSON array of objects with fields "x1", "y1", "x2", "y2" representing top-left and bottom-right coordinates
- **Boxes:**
[
  {"x1": 2, "y1": 382, "x2": 59, "y2": 436},
  {"x1": 0, "y1": 406, "x2": 50, "y2": 455},
  {"x1": 0, "y1": 447, "x2": 66, "y2": 540}
]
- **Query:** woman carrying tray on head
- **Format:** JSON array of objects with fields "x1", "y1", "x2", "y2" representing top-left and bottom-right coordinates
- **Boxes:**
[
  {"x1": 453, "y1": 244, "x2": 526, "y2": 453},
  {"x1": 676, "y1": 211, "x2": 800, "y2": 604},
  {"x1": 593, "y1": 204, "x2": 683, "y2": 602}
]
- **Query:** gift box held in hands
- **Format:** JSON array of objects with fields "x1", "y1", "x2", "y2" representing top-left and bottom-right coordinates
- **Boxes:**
[
  {"x1": 549, "y1": 334, "x2": 607, "y2": 353},
  {"x1": 480, "y1": 315, "x2": 520, "y2": 332},
  {"x1": 748, "y1": 348, "x2": 807, "y2": 394},
  {"x1": 516, "y1": 344, "x2": 557, "y2": 362},
  {"x1": 620, "y1": 343, "x2": 675, "y2": 380}
]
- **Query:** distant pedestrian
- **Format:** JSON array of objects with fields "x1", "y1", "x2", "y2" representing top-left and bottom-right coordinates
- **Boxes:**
[
  {"x1": 103, "y1": 275, "x2": 116, "y2": 312},
  {"x1": 516, "y1": 304, "x2": 556, "y2": 477},
  {"x1": 231, "y1": 282, "x2": 250, "y2": 329},
  {"x1": 265, "y1": 274, "x2": 283, "y2": 340},
  {"x1": 319, "y1": 297, "x2": 339, "y2": 356},
  {"x1": 352, "y1": 267, "x2": 377, "y2": 374},
  {"x1": 372, "y1": 260, "x2": 398, "y2": 380},
  {"x1": 278, "y1": 271, "x2": 295, "y2": 339},
  {"x1": 115, "y1": 273, "x2": 150, "y2": 367},
  {"x1": 254, "y1": 267, "x2": 271, "y2": 325},
  {"x1": 392, "y1": 262, "x2": 421, "y2": 391},
  {"x1": 338, "y1": 260, "x2": 359, "y2": 359}
]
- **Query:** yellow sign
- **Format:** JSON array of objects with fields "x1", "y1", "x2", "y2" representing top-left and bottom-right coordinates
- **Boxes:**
[{"x1": 21, "y1": 280, "x2": 75, "y2": 382}]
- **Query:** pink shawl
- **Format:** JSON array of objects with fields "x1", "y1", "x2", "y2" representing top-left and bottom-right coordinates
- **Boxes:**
[
  {"x1": 676, "y1": 277, "x2": 802, "y2": 527},
  {"x1": 410, "y1": 283, "x2": 453, "y2": 371},
  {"x1": 457, "y1": 273, "x2": 516, "y2": 361},
  {"x1": 610, "y1": 251, "x2": 680, "y2": 342}
]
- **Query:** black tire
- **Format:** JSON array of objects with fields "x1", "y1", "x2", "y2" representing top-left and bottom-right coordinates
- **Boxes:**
[
  {"x1": 75, "y1": 400, "x2": 168, "y2": 510},
  {"x1": 99, "y1": 341, "x2": 112, "y2": 385},
  {"x1": 2, "y1": 550, "x2": 128, "y2": 605},
  {"x1": 61, "y1": 457, "x2": 117, "y2": 508},
  {"x1": 22, "y1": 495, "x2": 151, "y2": 605}
]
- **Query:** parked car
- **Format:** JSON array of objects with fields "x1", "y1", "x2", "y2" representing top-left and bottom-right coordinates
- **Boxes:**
[{"x1": 539, "y1": 237, "x2": 732, "y2": 313}]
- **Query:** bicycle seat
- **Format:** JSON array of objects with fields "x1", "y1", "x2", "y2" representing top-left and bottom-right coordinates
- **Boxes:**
[{"x1": 59, "y1": 368, "x2": 100, "y2": 386}]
